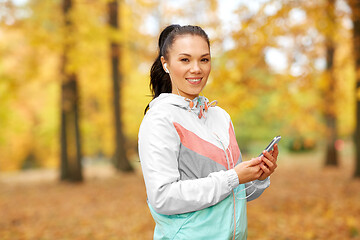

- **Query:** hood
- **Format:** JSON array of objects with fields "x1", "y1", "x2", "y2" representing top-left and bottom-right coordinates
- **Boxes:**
[{"x1": 149, "y1": 93, "x2": 217, "y2": 119}]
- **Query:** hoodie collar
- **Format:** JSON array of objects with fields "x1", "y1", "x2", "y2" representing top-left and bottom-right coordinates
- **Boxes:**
[{"x1": 150, "y1": 93, "x2": 217, "y2": 119}]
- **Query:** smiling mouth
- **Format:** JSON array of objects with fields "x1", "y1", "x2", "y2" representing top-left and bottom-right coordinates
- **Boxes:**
[{"x1": 186, "y1": 78, "x2": 202, "y2": 84}]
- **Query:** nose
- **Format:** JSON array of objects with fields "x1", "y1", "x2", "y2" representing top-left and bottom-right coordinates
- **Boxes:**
[{"x1": 190, "y1": 61, "x2": 201, "y2": 74}]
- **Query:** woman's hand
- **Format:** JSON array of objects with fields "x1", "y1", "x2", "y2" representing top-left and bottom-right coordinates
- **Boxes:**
[
  {"x1": 234, "y1": 157, "x2": 264, "y2": 184},
  {"x1": 258, "y1": 144, "x2": 279, "y2": 180}
]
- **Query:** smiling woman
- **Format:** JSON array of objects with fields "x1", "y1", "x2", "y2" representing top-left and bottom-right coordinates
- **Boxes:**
[
  {"x1": 138, "y1": 24, "x2": 279, "y2": 240},
  {"x1": 160, "y1": 34, "x2": 211, "y2": 99}
]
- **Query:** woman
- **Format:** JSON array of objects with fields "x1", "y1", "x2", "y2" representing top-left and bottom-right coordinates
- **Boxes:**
[{"x1": 138, "y1": 24, "x2": 278, "y2": 240}]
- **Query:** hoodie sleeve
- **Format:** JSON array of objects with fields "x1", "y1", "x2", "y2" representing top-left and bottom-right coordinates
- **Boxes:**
[
  {"x1": 138, "y1": 109, "x2": 239, "y2": 215},
  {"x1": 245, "y1": 177, "x2": 270, "y2": 202}
]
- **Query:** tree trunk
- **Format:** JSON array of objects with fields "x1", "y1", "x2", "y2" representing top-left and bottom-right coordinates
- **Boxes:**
[
  {"x1": 108, "y1": 0, "x2": 133, "y2": 172},
  {"x1": 60, "y1": 0, "x2": 83, "y2": 182},
  {"x1": 324, "y1": 0, "x2": 339, "y2": 167},
  {"x1": 350, "y1": 0, "x2": 360, "y2": 178}
]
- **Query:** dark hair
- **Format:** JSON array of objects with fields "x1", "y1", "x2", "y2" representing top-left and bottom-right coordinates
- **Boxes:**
[{"x1": 144, "y1": 24, "x2": 210, "y2": 114}]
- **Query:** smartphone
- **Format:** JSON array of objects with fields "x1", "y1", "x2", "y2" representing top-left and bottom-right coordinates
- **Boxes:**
[{"x1": 258, "y1": 135, "x2": 281, "y2": 157}]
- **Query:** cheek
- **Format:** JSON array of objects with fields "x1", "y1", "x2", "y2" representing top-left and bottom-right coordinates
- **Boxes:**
[
  {"x1": 172, "y1": 66, "x2": 187, "y2": 79},
  {"x1": 204, "y1": 65, "x2": 211, "y2": 77}
]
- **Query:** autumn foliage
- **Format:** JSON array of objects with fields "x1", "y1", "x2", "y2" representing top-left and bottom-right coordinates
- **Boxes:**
[{"x1": 0, "y1": 0, "x2": 358, "y2": 172}]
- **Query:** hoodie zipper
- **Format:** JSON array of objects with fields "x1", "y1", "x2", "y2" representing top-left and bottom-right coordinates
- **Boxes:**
[
  {"x1": 189, "y1": 101, "x2": 238, "y2": 239},
  {"x1": 213, "y1": 133, "x2": 237, "y2": 240}
]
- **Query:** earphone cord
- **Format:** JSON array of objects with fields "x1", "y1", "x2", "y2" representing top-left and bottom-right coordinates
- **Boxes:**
[
  {"x1": 213, "y1": 133, "x2": 257, "y2": 200},
  {"x1": 165, "y1": 66, "x2": 182, "y2": 97},
  {"x1": 174, "y1": 82, "x2": 182, "y2": 97},
  {"x1": 235, "y1": 182, "x2": 256, "y2": 200}
]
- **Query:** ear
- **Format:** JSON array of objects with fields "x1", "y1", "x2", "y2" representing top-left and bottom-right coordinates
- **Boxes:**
[{"x1": 160, "y1": 56, "x2": 168, "y2": 73}]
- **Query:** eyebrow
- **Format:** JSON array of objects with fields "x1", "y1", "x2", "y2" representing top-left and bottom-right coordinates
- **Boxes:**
[{"x1": 178, "y1": 53, "x2": 210, "y2": 57}]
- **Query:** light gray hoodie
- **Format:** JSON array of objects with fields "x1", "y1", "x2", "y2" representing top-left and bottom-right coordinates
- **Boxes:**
[{"x1": 138, "y1": 93, "x2": 270, "y2": 240}]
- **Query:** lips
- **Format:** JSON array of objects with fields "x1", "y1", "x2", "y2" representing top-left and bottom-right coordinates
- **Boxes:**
[{"x1": 186, "y1": 78, "x2": 202, "y2": 84}]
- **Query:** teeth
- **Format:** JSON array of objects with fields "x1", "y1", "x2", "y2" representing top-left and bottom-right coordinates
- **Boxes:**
[{"x1": 187, "y1": 78, "x2": 201, "y2": 82}]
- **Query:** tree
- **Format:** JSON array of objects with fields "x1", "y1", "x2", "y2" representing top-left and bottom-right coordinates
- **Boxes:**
[
  {"x1": 60, "y1": 0, "x2": 83, "y2": 182},
  {"x1": 323, "y1": 0, "x2": 339, "y2": 167},
  {"x1": 108, "y1": 0, "x2": 133, "y2": 172},
  {"x1": 349, "y1": 0, "x2": 360, "y2": 177}
]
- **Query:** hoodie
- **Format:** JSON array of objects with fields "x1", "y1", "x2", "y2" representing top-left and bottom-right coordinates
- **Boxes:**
[{"x1": 138, "y1": 93, "x2": 270, "y2": 240}]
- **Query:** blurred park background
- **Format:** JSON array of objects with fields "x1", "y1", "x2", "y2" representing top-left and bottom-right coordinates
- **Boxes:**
[{"x1": 1, "y1": 0, "x2": 360, "y2": 239}]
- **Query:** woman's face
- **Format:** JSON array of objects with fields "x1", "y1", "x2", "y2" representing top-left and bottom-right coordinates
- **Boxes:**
[{"x1": 162, "y1": 35, "x2": 211, "y2": 100}]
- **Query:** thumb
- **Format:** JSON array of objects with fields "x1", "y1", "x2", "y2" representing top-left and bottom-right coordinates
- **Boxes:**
[{"x1": 247, "y1": 157, "x2": 262, "y2": 166}]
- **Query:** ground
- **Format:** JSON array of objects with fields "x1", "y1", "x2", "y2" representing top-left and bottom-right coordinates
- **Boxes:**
[{"x1": 1, "y1": 147, "x2": 360, "y2": 240}]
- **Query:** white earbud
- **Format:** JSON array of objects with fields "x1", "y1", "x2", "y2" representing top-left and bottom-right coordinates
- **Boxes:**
[{"x1": 164, "y1": 63, "x2": 169, "y2": 73}]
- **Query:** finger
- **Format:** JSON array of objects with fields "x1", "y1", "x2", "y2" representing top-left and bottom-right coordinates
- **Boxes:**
[
  {"x1": 253, "y1": 163, "x2": 263, "y2": 172},
  {"x1": 262, "y1": 150, "x2": 275, "y2": 162},
  {"x1": 258, "y1": 164, "x2": 271, "y2": 180},
  {"x1": 261, "y1": 156, "x2": 277, "y2": 170},
  {"x1": 259, "y1": 162, "x2": 271, "y2": 174},
  {"x1": 272, "y1": 144, "x2": 279, "y2": 159},
  {"x1": 255, "y1": 165, "x2": 265, "y2": 178}
]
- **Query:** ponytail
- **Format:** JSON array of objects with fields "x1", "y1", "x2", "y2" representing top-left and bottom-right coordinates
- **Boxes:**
[
  {"x1": 145, "y1": 24, "x2": 210, "y2": 114},
  {"x1": 149, "y1": 55, "x2": 172, "y2": 98}
]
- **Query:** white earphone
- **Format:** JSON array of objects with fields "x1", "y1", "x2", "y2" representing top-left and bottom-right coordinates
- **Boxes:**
[{"x1": 164, "y1": 63, "x2": 169, "y2": 73}]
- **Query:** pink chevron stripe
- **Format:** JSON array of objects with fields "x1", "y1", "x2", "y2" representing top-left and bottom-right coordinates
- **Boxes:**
[
  {"x1": 227, "y1": 124, "x2": 240, "y2": 168},
  {"x1": 173, "y1": 122, "x2": 240, "y2": 169}
]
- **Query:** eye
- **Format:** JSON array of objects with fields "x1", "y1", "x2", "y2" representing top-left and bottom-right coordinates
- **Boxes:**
[
  {"x1": 180, "y1": 58, "x2": 189, "y2": 62},
  {"x1": 201, "y1": 58, "x2": 210, "y2": 62}
]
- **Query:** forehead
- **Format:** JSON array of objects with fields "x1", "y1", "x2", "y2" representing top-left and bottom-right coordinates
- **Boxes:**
[{"x1": 170, "y1": 34, "x2": 210, "y2": 55}]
